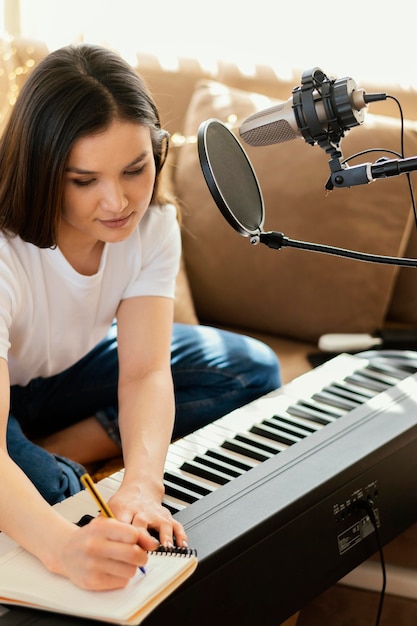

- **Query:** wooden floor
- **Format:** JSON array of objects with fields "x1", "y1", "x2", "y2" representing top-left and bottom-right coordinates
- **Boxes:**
[{"x1": 296, "y1": 584, "x2": 417, "y2": 626}]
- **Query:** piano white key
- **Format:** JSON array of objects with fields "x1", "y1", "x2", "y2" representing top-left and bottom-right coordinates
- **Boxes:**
[
  {"x1": 180, "y1": 424, "x2": 248, "y2": 452},
  {"x1": 54, "y1": 490, "x2": 100, "y2": 523},
  {"x1": 281, "y1": 353, "x2": 368, "y2": 400},
  {"x1": 29, "y1": 353, "x2": 417, "y2": 554},
  {"x1": 212, "y1": 393, "x2": 300, "y2": 433},
  {"x1": 169, "y1": 437, "x2": 212, "y2": 460},
  {"x1": 99, "y1": 472, "x2": 123, "y2": 493}
]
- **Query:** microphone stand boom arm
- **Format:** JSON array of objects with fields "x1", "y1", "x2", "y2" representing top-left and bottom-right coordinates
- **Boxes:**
[
  {"x1": 255, "y1": 230, "x2": 417, "y2": 268},
  {"x1": 325, "y1": 153, "x2": 417, "y2": 190}
]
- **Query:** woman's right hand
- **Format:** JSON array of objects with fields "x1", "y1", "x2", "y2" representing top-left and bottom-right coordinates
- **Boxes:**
[{"x1": 50, "y1": 516, "x2": 157, "y2": 590}]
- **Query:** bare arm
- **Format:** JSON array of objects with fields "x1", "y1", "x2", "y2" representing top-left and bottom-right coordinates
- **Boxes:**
[
  {"x1": 108, "y1": 295, "x2": 187, "y2": 547},
  {"x1": 0, "y1": 357, "x2": 156, "y2": 589}
]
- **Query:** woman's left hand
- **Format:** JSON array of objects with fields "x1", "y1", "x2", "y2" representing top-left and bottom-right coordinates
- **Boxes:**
[{"x1": 107, "y1": 483, "x2": 188, "y2": 549}]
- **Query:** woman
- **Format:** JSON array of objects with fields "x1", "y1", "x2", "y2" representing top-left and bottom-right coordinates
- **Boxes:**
[{"x1": 0, "y1": 44, "x2": 280, "y2": 590}]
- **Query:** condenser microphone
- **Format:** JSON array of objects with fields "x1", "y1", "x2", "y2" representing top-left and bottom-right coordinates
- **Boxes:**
[{"x1": 239, "y1": 67, "x2": 386, "y2": 148}]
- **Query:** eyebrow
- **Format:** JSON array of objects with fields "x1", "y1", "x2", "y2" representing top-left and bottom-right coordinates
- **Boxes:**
[{"x1": 66, "y1": 150, "x2": 150, "y2": 175}]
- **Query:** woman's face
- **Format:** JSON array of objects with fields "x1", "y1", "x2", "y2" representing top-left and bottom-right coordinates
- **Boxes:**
[{"x1": 61, "y1": 120, "x2": 156, "y2": 247}]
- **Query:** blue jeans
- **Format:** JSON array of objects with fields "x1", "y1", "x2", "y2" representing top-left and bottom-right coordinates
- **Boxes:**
[{"x1": 7, "y1": 323, "x2": 280, "y2": 504}]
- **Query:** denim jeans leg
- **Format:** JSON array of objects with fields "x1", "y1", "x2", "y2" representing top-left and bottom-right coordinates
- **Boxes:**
[
  {"x1": 171, "y1": 323, "x2": 281, "y2": 439},
  {"x1": 7, "y1": 415, "x2": 85, "y2": 504}
]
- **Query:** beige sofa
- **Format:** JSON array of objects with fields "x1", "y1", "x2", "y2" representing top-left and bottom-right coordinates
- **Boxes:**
[
  {"x1": 135, "y1": 43, "x2": 417, "y2": 384},
  {"x1": 4, "y1": 35, "x2": 417, "y2": 625}
]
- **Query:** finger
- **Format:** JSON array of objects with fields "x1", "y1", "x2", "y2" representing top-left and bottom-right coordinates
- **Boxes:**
[
  {"x1": 135, "y1": 527, "x2": 161, "y2": 551},
  {"x1": 157, "y1": 519, "x2": 178, "y2": 549},
  {"x1": 172, "y1": 520, "x2": 188, "y2": 548},
  {"x1": 79, "y1": 560, "x2": 140, "y2": 591},
  {"x1": 91, "y1": 516, "x2": 139, "y2": 543},
  {"x1": 102, "y1": 542, "x2": 148, "y2": 573}
]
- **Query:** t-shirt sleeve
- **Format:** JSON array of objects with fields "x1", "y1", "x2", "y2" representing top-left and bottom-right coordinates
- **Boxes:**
[
  {"x1": 122, "y1": 203, "x2": 181, "y2": 300},
  {"x1": 0, "y1": 244, "x2": 18, "y2": 361}
]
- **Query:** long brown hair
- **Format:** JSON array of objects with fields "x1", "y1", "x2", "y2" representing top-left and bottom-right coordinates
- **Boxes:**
[{"x1": 0, "y1": 44, "x2": 170, "y2": 248}]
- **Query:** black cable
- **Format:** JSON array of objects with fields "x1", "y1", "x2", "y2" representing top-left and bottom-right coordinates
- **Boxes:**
[
  {"x1": 340, "y1": 95, "x2": 417, "y2": 230},
  {"x1": 355, "y1": 499, "x2": 386, "y2": 626}
]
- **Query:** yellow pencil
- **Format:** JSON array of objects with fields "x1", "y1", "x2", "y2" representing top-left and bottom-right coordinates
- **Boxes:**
[
  {"x1": 80, "y1": 473, "x2": 146, "y2": 574},
  {"x1": 81, "y1": 473, "x2": 115, "y2": 518}
]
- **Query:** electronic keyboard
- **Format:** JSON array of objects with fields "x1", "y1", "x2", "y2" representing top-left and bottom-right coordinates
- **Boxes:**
[{"x1": 3, "y1": 351, "x2": 417, "y2": 625}]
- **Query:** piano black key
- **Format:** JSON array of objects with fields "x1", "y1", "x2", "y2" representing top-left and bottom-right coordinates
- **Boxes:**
[
  {"x1": 206, "y1": 448, "x2": 257, "y2": 471},
  {"x1": 163, "y1": 477, "x2": 208, "y2": 504},
  {"x1": 366, "y1": 361, "x2": 415, "y2": 380},
  {"x1": 297, "y1": 398, "x2": 346, "y2": 418},
  {"x1": 312, "y1": 389, "x2": 360, "y2": 411},
  {"x1": 250, "y1": 422, "x2": 300, "y2": 446},
  {"x1": 162, "y1": 489, "x2": 189, "y2": 511},
  {"x1": 361, "y1": 365, "x2": 405, "y2": 386},
  {"x1": 161, "y1": 353, "x2": 417, "y2": 518},
  {"x1": 180, "y1": 460, "x2": 232, "y2": 485},
  {"x1": 263, "y1": 416, "x2": 312, "y2": 438},
  {"x1": 270, "y1": 413, "x2": 319, "y2": 434},
  {"x1": 193, "y1": 454, "x2": 245, "y2": 478},
  {"x1": 222, "y1": 437, "x2": 275, "y2": 462},
  {"x1": 286, "y1": 403, "x2": 336, "y2": 425},
  {"x1": 234, "y1": 432, "x2": 285, "y2": 454},
  {"x1": 162, "y1": 499, "x2": 183, "y2": 515},
  {"x1": 345, "y1": 372, "x2": 392, "y2": 392},
  {"x1": 331, "y1": 380, "x2": 377, "y2": 400},
  {"x1": 321, "y1": 383, "x2": 368, "y2": 404},
  {"x1": 164, "y1": 470, "x2": 214, "y2": 496}
]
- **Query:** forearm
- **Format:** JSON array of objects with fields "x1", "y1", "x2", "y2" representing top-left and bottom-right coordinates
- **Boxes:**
[
  {"x1": 117, "y1": 368, "x2": 175, "y2": 497},
  {"x1": 0, "y1": 358, "x2": 76, "y2": 569},
  {"x1": 0, "y1": 448, "x2": 77, "y2": 569}
]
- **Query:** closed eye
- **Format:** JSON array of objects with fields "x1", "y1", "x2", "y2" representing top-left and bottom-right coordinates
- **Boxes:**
[
  {"x1": 124, "y1": 165, "x2": 146, "y2": 177},
  {"x1": 70, "y1": 178, "x2": 96, "y2": 187}
]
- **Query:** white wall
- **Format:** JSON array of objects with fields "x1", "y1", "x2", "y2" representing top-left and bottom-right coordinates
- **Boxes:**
[{"x1": 4, "y1": 0, "x2": 417, "y2": 89}]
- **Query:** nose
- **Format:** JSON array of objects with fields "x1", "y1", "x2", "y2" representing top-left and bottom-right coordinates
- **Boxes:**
[{"x1": 100, "y1": 180, "x2": 128, "y2": 213}]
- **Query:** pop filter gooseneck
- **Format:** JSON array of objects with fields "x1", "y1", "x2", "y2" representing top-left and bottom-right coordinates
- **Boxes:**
[{"x1": 197, "y1": 119, "x2": 417, "y2": 268}]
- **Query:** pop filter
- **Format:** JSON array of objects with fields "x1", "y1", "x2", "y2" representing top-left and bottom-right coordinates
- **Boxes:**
[
  {"x1": 197, "y1": 118, "x2": 264, "y2": 237},
  {"x1": 197, "y1": 118, "x2": 417, "y2": 268}
]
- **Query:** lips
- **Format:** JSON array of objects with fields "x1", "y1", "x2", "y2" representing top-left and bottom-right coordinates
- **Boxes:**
[{"x1": 99, "y1": 213, "x2": 133, "y2": 229}]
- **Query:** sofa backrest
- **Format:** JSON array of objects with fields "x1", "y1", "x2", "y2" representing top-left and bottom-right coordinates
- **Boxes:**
[{"x1": 3, "y1": 36, "x2": 417, "y2": 340}]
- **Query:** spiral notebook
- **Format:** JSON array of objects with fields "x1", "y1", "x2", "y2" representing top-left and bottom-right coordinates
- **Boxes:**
[
  {"x1": 0, "y1": 475, "x2": 198, "y2": 625},
  {"x1": 0, "y1": 543, "x2": 197, "y2": 625}
]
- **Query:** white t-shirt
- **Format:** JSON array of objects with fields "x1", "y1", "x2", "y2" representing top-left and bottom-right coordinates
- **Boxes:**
[{"x1": 0, "y1": 203, "x2": 181, "y2": 386}]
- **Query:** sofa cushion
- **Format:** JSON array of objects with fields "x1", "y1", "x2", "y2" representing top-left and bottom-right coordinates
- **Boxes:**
[{"x1": 175, "y1": 80, "x2": 417, "y2": 343}]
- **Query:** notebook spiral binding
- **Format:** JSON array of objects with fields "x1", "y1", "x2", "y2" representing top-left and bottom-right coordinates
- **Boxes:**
[{"x1": 151, "y1": 545, "x2": 198, "y2": 558}]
